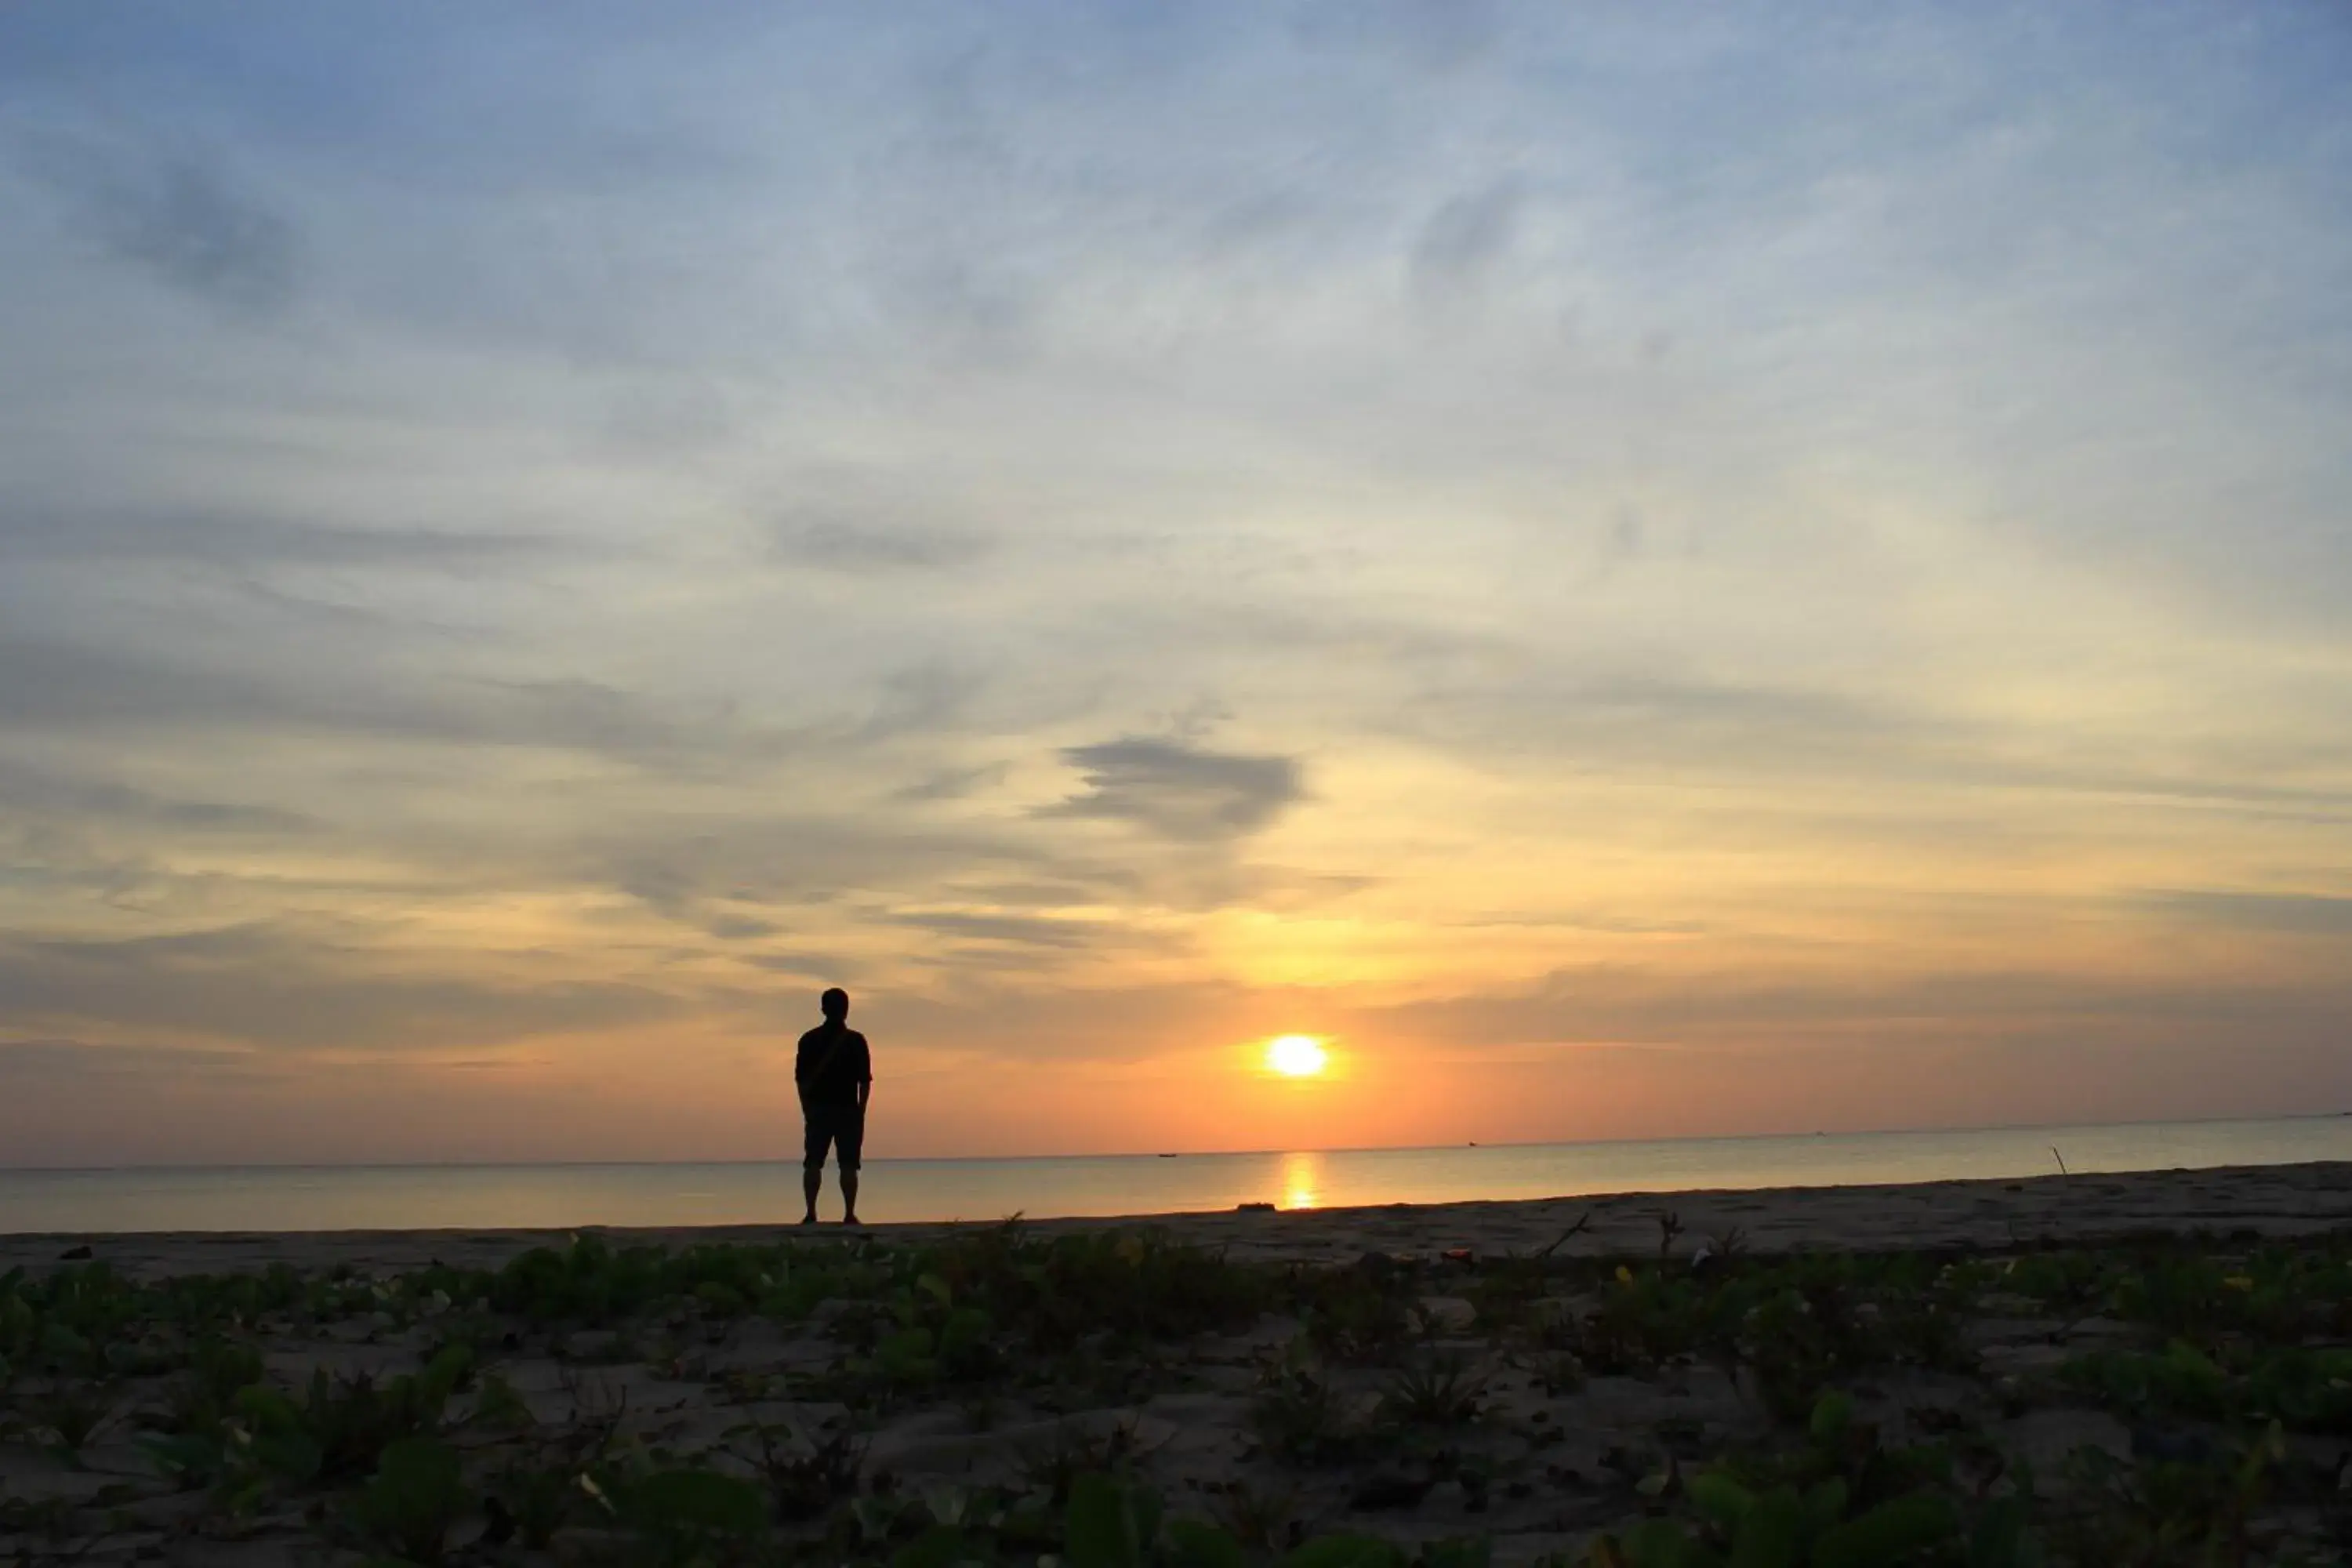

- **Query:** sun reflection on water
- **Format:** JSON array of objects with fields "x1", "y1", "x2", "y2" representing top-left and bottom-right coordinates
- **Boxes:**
[{"x1": 1280, "y1": 1150, "x2": 1323, "y2": 1210}]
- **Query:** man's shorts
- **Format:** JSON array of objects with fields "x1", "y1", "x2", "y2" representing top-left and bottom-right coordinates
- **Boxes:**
[{"x1": 804, "y1": 1103, "x2": 864, "y2": 1172}]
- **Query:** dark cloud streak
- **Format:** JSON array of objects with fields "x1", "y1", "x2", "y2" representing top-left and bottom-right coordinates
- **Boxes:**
[
  {"x1": 2140, "y1": 889, "x2": 2352, "y2": 936},
  {"x1": 1043, "y1": 736, "x2": 1303, "y2": 842},
  {"x1": 20, "y1": 136, "x2": 299, "y2": 318}
]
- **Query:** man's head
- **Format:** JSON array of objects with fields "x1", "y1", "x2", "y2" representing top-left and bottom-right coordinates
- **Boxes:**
[{"x1": 820, "y1": 987, "x2": 850, "y2": 1022}]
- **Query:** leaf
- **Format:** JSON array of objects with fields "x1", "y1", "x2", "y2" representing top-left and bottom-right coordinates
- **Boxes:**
[
  {"x1": 1165, "y1": 1518, "x2": 1250, "y2": 1568},
  {"x1": 1595, "y1": 1520, "x2": 1715, "y2": 1568},
  {"x1": 38, "y1": 1322, "x2": 89, "y2": 1367},
  {"x1": 1809, "y1": 1391, "x2": 1854, "y2": 1445},
  {"x1": 941, "y1": 1306, "x2": 994, "y2": 1355},
  {"x1": 1420, "y1": 1540, "x2": 1494, "y2": 1568},
  {"x1": 138, "y1": 1432, "x2": 222, "y2": 1486},
  {"x1": 356, "y1": 1437, "x2": 468, "y2": 1565},
  {"x1": 921, "y1": 1482, "x2": 969, "y2": 1528},
  {"x1": 1967, "y1": 1497, "x2": 2037, "y2": 1568},
  {"x1": 1278, "y1": 1535, "x2": 1407, "y2": 1568},
  {"x1": 1131, "y1": 1483, "x2": 1163, "y2": 1551},
  {"x1": 413, "y1": 1344, "x2": 474, "y2": 1412},
  {"x1": 1065, "y1": 1474, "x2": 1146, "y2": 1568},
  {"x1": 1802, "y1": 1478, "x2": 1849, "y2": 1536},
  {"x1": 1688, "y1": 1472, "x2": 1754, "y2": 1530},
  {"x1": 1730, "y1": 1485, "x2": 1805, "y2": 1568},
  {"x1": 891, "y1": 1523, "x2": 969, "y2": 1568},
  {"x1": 233, "y1": 1384, "x2": 300, "y2": 1436},
  {"x1": 1813, "y1": 1494, "x2": 1959, "y2": 1568},
  {"x1": 625, "y1": 1468, "x2": 769, "y2": 1537},
  {"x1": 253, "y1": 1428, "x2": 324, "y2": 1485}
]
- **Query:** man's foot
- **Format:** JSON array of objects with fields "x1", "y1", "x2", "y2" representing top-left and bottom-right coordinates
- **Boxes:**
[
  {"x1": 840, "y1": 1214, "x2": 861, "y2": 1227},
  {"x1": 799, "y1": 1213, "x2": 818, "y2": 1226}
]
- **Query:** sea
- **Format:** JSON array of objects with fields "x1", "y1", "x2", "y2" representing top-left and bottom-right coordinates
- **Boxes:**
[{"x1": 2, "y1": 1115, "x2": 2348, "y2": 1235}]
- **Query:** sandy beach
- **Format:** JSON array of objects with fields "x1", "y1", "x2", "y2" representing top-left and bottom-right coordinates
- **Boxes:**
[
  {"x1": 3, "y1": 1161, "x2": 2347, "y2": 1565},
  {"x1": 9, "y1": 1157, "x2": 2350, "y2": 1279}
]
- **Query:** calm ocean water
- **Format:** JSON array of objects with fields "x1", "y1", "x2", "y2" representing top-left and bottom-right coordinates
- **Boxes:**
[{"x1": 3, "y1": 1116, "x2": 2349, "y2": 1235}]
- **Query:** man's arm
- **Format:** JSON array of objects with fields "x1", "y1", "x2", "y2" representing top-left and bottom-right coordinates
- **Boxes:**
[{"x1": 855, "y1": 1035, "x2": 873, "y2": 1112}]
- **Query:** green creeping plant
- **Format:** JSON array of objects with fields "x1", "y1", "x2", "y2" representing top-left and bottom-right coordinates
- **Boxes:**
[
  {"x1": 861, "y1": 1271, "x2": 999, "y2": 1388},
  {"x1": 1058, "y1": 1472, "x2": 1411, "y2": 1568},
  {"x1": 2061, "y1": 1338, "x2": 2352, "y2": 1432},
  {"x1": 2049, "y1": 1424, "x2": 2290, "y2": 1567},
  {"x1": 1582, "y1": 1479, "x2": 2004, "y2": 1568},
  {"x1": 228, "y1": 1341, "x2": 474, "y2": 1486},
  {"x1": 349, "y1": 1436, "x2": 471, "y2": 1566},
  {"x1": 621, "y1": 1465, "x2": 772, "y2": 1545},
  {"x1": 1578, "y1": 1391, "x2": 2038, "y2": 1568}
]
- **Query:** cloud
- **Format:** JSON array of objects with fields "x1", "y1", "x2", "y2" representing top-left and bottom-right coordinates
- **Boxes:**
[
  {"x1": 701, "y1": 913, "x2": 780, "y2": 941},
  {"x1": 586, "y1": 811, "x2": 1070, "y2": 928},
  {"x1": 854, "y1": 662, "x2": 989, "y2": 742},
  {"x1": 0, "y1": 503, "x2": 555, "y2": 571},
  {"x1": 0, "y1": 1036, "x2": 265, "y2": 1081},
  {"x1": 891, "y1": 911, "x2": 1098, "y2": 949},
  {"x1": 1386, "y1": 666, "x2": 1924, "y2": 782},
  {"x1": 893, "y1": 762, "x2": 1011, "y2": 804},
  {"x1": 2139, "y1": 890, "x2": 2352, "y2": 937},
  {"x1": 1042, "y1": 736, "x2": 1304, "y2": 842},
  {"x1": 20, "y1": 136, "x2": 299, "y2": 318},
  {"x1": 0, "y1": 635, "x2": 798, "y2": 771},
  {"x1": 0, "y1": 922, "x2": 681, "y2": 1051},
  {"x1": 0, "y1": 757, "x2": 307, "y2": 833},
  {"x1": 1410, "y1": 180, "x2": 1526, "y2": 302},
  {"x1": 772, "y1": 518, "x2": 994, "y2": 573},
  {"x1": 0, "y1": 636, "x2": 271, "y2": 730},
  {"x1": 742, "y1": 951, "x2": 857, "y2": 980},
  {"x1": 1370, "y1": 961, "x2": 2352, "y2": 1052}
]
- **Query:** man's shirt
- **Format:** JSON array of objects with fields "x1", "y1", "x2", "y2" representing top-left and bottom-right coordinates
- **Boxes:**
[{"x1": 795, "y1": 1022, "x2": 871, "y2": 1109}]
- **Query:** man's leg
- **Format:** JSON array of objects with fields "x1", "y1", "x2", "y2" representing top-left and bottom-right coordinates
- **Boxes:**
[
  {"x1": 838, "y1": 1106, "x2": 864, "y2": 1225},
  {"x1": 801, "y1": 1112, "x2": 828, "y2": 1225}
]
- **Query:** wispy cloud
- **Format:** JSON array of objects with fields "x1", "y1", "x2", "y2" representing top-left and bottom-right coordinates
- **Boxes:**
[
  {"x1": 1043, "y1": 737, "x2": 1305, "y2": 842},
  {"x1": 19, "y1": 135, "x2": 299, "y2": 318},
  {"x1": 2140, "y1": 890, "x2": 2352, "y2": 937}
]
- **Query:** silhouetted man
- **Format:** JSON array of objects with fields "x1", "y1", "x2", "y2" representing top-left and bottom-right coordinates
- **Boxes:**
[{"x1": 796, "y1": 988, "x2": 872, "y2": 1225}]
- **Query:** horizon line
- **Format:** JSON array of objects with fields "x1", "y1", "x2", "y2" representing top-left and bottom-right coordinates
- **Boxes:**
[{"x1": 4, "y1": 1108, "x2": 2341, "y2": 1179}]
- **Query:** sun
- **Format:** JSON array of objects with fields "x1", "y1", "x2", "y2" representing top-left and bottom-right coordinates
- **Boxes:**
[{"x1": 1265, "y1": 1034, "x2": 1329, "y2": 1077}]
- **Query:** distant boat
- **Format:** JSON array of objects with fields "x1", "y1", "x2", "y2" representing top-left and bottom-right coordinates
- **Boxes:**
[{"x1": 1157, "y1": 1152, "x2": 1178, "y2": 1158}]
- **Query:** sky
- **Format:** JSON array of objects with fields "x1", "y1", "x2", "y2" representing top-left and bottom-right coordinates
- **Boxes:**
[{"x1": 2, "y1": 2, "x2": 2349, "y2": 1167}]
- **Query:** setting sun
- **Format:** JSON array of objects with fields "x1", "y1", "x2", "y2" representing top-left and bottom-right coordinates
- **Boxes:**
[{"x1": 1266, "y1": 1034, "x2": 1330, "y2": 1077}]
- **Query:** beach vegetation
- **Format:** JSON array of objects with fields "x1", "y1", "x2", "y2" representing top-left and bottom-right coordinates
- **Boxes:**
[
  {"x1": 349, "y1": 1434, "x2": 471, "y2": 1564},
  {"x1": 1297, "y1": 1265, "x2": 1417, "y2": 1364},
  {"x1": 1253, "y1": 1355, "x2": 1363, "y2": 1466},
  {"x1": 5, "y1": 1228, "x2": 2351, "y2": 1563},
  {"x1": 1377, "y1": 1352, "x2": 1486, "y2": 1429}
]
